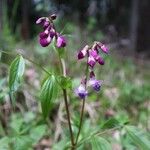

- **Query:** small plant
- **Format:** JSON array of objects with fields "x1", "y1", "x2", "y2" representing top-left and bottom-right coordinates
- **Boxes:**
[
  {"x1": 2, "y1": 14, "x2": 150, "y2": 150},
  {"x1": 35, "y1": 14, "x2": 109, "y2": 149}
]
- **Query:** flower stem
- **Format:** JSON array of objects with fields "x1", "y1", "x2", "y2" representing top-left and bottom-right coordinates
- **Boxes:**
[
  {"x1": 59, "y1": 57, "x2": 75, "y2": 149},
  {"x1": 75, "y1": 60, "x2": 89, "y2": 145},
  {"x1": 75, "y1": 98, "x2": 86, "y2": 145}
]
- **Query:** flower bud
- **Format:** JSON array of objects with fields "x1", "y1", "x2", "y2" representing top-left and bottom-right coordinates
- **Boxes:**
[
  {"x1": 78, "y1": 45, "x2": 89, "y2": 59},
  {"x1": 88, "y1": 55, "x2": 96, "y2": 68},
  {"x1": 39, "y1": 34, "x2": 52, "y2": 47},
  {"x1": 90, "y1": 71, "x2": 95, "y2": 78},
  {"x1": 89, "y1": 78, "x2": 102, "y2": 92},
  {"x1": 96, "y1": 55, "x2": 105, "y2": 65},
  {"x1": 51, "y1": 14, "x2": 57, "y2": 20},
  {"x1": 75, "y1": 84, "x2": 88, "y2": 99},
  {"x1": 97, "y1": 42, "x2": 109, "y2": 54},
  {"x1": 89, "y1": 49, "x2": 98, "y2": 58},
  {"x1": 39, "y1": 32, "x2": 48, "y2": 38},
  {"x1": 100, "y1": 45, "x2": 109, "y2": 54},
  {"x1": 36, "y1": 17, "x2": 49, "y2": 27},
  {"x1": 56, "y1": 35, "x2": 66, "y2": 48}
]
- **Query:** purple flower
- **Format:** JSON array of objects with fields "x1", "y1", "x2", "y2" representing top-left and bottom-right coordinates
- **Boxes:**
[
  {"x1": 50, "y1": 14, "x2": 57, "y2": 20},
  {"x1": 89, "y1": 49, "x2": 98, "y2": 58},
  {"x1": 96, "y1": 55, "x2": 105, "y2": 65},
  {"x1": 36, "y1": 17, "x2": 50, "y2": 29},
  {"x1": 88, "y1": 55, "x2": 96, "y2": 68},
  {"x1": 97, "y1": 42, "x2": 109, "y2": 54},
  {"x1": 39, "y1": 34, "x2": 52, "y2": 47},
  {"x1": 75, "y1": 84, "x2": 88, "y2": 99},
  {"x1": 56, "y1": 35, "x2": 66, "y2": 48},
  {"x1": 89, "y1": 78, "x2": 102, "y2": 91},
  {"x1": 89, "y1": 71, "x2": 95, "y2": 78},
  {"x1": 100, "y1": 45, "x2": 109, "y2": 54},
  {"x1": 78, "y1": 45, "x2": 89, "y2": 59}
]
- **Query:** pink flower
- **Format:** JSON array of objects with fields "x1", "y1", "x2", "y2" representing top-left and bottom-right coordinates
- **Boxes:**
[
  {"x1": 39, "y1": 34, "x2": 52, "y2": 47},
  {"x1": 56, "y1": 35, "x2": 66, "y2": 48},
  {"x1": 78, "y1": 45, "x2": 89, "y2": 59},
  {"x1": 88, "y1": 55, "x2": 96, "y2": 68},
  {"x1": 96, "y1": 55, "x2": 105, "y2": 65}
]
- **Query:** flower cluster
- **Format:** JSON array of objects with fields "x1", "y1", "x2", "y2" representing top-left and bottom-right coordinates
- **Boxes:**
[
  {"x1": 36, "y1": 14, "x2": 66, "y2": 48},
  {"x1": 75, "y1": 42, "x2": 108, "y2": 99},
  {"x1": 78, "y1": 42, "x2": 108, "y2": 68}
]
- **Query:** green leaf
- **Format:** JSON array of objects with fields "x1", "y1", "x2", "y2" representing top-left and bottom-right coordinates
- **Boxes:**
[
  {"x1": 9, "y1": 55, "x2": 25, "y2": 92},
  {"x1": 57, "y1": 76, "x2": 72, "y2": 89},
  {"x1": 40, "y1": 75, "x2": 58, "y2": 118},
  {"x1": 101, "y1": 118, "x2": 120, "y2": 129},
  {"x1": 10, "y1": 114, "x2": 24, "y2": 134},
  {"x1": 0, "y1": 137, "x2": 10, "y2": 150},
  {"x1": 91, "y1": 136, "x2": 112, "y2": 150},
  {"x1": 30, "y1": 125, "x2": 47, "y2": 144},
  {"x1": 125, "y1": 125, "x2": 150, "y2": 150},
  {"x1": 11, "y1": 136, "x2": 32, "y2": 150}
]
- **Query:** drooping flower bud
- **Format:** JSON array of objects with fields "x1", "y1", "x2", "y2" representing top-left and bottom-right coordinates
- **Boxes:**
[
  {"x1": 97, "y1": 42, "x2": 109, "y2": 54},
  {"x1": 56, "y1": 35, "x2": 66, "y2": 48},
  {"x1": 78, "y1": 45, "x2": 89, "y2": 59},
  {"x1": 39, "y1": 34, "x2": 52, "y2": 47},
  {"x1": 100, "y1": 44, "x2": 109, "y2": 54},
  {"x1": 39, "y1": 32, "x2": 48, "y2": 38},
  {"x1": 89, "y1": 78, "x2": 102, "y2": 92},
  {"x1": 36, "y1": 17, "x2": 49, "y2": 29},
  {"x1": 89, "y1": 71, "x2": 95, "y2": 78},
  {"x1": 89, "y1": 49, "x2": 98, "y2": 59},
  {"x1": 75, "y1": 84, "x2": 88, "y2": 99},
  {"x1": 50, "y1": 14, "x2": 57, "y2": 20},
  {"x1": 96, "y1": 55, "x2": 105, "y2": 65},
  {"x1": 88, "y1": 55, "x2": 96, "y2": 68}
]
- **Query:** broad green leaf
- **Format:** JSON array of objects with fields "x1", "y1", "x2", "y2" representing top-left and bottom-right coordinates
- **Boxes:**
[
  {"x1": 40, "y1": 75, "x2": 58, "y2": 118},
  {"x1": 125, "y1": 125, "x2": 150, "y2": 150},
  {"x1": 0, "y1": 137, "x2": 10, "y2": 150},
  {"x1": 91, "y1": 136, "x2": 112, "y2": 150},
  {"x1": 10, "y1": 115, "x2": 24, "y2": 134},
  {"x1": 9, "y1": 55, "x2": 25, "y2": 92},
  {"x1": 57, "y1": 76, "x2": 72, "y2": 89},
  {"x1": 30, "y1": 125, "x2": 47, "y2": 144},
  {"x1": 11, "y1": 136, "x2": 32, "y2": 150},
  {"x1": 101, "y1": 118, "x2": 120, "y2": 129}
]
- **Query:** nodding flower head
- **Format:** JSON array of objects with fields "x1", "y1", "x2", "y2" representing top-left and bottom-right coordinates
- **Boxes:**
[
  {"x1": 78, "y1": 45, "x2": 89, "y2": 59},
  {"x1": 39, "y1": 34, "x2": 52, "y2": 47},
  {"x1": 89, "y1": 78, "x2": 102, "y2": 92},
  {"x1": 50, "y1": 14, "x2": 57, "y2": 20},
  {"x1": 88, "y1": 55, "x2": 96, "y2": 68},
  {"x1": 36, "y1": 17, "x2": 50, "y2": 29},
  {"x1": 97, "y1": 42, "x2": 109, "y2": 54},
  {"x1": 56, "y1": 35, "x2": 66, "y2": 48},
  {"x1": 96, "y1": 55, "x2": 105, "y2": 65},
  {"x1": 75, "y1": 84, "x2": 88, "y2": 99},
  {"x1": 36, "y1": 15, "x2": 67, "y2": 48}
]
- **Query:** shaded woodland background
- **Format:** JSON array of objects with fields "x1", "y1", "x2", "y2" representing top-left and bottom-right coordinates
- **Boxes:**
[{"x1": 0, "y1": 0, "x2": 150, "y2": 53}]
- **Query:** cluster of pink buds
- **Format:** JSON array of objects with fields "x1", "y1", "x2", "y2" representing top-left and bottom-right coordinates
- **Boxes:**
[
  {"x1": 78, "y1": 42, "x2": 108, "y2": 67},
  {"x1": 36, "y1": 14, "x2": 66, "y2": 48},
  {"x1": 75, "y1": 42, "x2": 108, "y2": 99}
]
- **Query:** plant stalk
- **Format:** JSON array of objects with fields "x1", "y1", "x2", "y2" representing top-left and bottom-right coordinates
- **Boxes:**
[
  {"x1": 59, "y1": 57, "x2": 75, "y2": 149},
  {"x1": 75, "y1": 59, "x2": 89, "y2": 146}
]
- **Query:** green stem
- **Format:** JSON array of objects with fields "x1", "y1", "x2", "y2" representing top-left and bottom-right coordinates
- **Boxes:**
[
  {"x1": 59, "y1": 56, "x2": 75, "y2": 149},
  {"x1": 75, "y1": 60, "x2": 89, "y2": 146}
]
